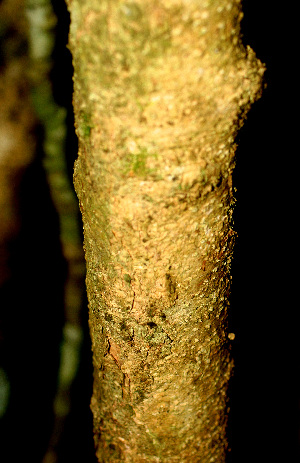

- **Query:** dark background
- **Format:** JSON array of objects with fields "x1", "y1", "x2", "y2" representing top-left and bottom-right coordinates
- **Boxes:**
[
  {"x1": 0, "y1": 0, "x2": 298, "y2": 462},
  {"x1": 229, "y1": 1, "x2": 299, "y2": 462}
]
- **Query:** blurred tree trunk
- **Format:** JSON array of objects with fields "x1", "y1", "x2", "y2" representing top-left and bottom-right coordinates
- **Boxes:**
[
  {"x1": 0, "y1": 0, "x2": 36, "y2": 287},
  {"x1": 66, "y1": 0, "x2": 264, "y2": 461}
]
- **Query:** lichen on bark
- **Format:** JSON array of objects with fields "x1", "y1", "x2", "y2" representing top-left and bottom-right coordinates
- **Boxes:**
[{"x1": 66, "y1": 0, "x2": 264, "y2": 461}]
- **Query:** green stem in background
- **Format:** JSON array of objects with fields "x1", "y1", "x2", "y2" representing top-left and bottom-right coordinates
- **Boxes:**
[{"x1": 25, "y1": 1, "x2": 85, "y2": 460}]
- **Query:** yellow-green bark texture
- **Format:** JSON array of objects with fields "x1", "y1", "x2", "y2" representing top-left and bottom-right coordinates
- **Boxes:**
[{"x1": 66, "y1": 0, "x2": 264, "y2": 461}]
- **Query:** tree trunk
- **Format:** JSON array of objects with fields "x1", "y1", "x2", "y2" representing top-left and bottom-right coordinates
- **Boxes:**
[{"x1": 66, "y1": 0, "x2": 264, "y2": 461}]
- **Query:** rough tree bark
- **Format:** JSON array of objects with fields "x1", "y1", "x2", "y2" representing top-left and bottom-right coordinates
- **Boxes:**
[{"x1": 66, "y1": 0, "x2": 264, "y2": 461}]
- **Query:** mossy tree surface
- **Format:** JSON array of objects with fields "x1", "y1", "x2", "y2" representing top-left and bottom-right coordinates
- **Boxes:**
[{"x1": 66, "y1": 0, "x2": 264, "y2": 461}]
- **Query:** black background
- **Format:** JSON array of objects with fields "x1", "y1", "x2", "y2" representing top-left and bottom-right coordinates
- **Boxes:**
[{"x1": 229, "y1": 1, "x2": 299, "y2": 462}]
